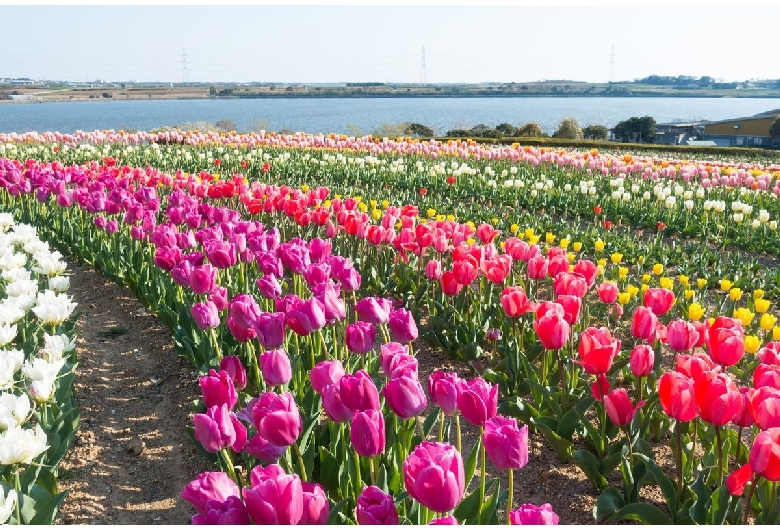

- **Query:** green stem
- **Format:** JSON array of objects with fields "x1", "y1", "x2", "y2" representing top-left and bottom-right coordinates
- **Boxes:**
[
  {"x1": 675, "y1": 421, "x2": 684, "y2": 496},
  {"x1": 369, "y1": 455, "x2": 376, "y2": 486},
  {"x1": 507, "y1": 468, "x2": 514, "y2": 525},
  {"x1": 715, "y1": 425, "x2": 724, "y2": 488},
  {"x1": 14, "y1": 466, "x2": 21, "y2": 524},
  {"x1": 479, "y1": 425, "x2": 486, "y2": 525},
  {"x1": 456, "y1": 415, "x2": 462, "y2": 455},
  {"x1": 556, "y1": 348, "x2": 568, "y2": 410},
  {"x1": 438, "y1": 410, "x2": 445, "y2": 443},
  {"x1": 292, "y1": 441, "x2": 308, "y2": 482},
  {"x1": 220, "y1": 448, "x2": 238, "y2": 485},
  {"x1": 735, "y1": 425, "x2": 744, "y2": 466},
  {"x1": 742, "y1": 476, "x2": 758, "y2": 525},
  {"x1": 354, "y1": 450, "x2": 363, "y2": 500}
]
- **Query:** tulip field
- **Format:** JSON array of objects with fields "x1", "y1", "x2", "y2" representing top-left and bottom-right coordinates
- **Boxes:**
[{"x1": 1, "y1": 128, "x2": 780, "y2": 525}]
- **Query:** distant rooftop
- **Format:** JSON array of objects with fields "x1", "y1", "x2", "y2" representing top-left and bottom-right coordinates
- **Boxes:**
[{"x1": 704, "y1": 108, "x2": 780, "y2": 125}]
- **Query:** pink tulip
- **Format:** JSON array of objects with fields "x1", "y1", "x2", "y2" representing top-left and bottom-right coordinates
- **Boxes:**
[
  {"x1": 509, "y1": 503, "x2": 559, "y2": 525},
  {"x1": 345, "y1": 321, "x2": 376, "y2": 354},
  {"x1": 631, "y1": 306, "x2": 658, "y2": 341},
  {"x1": 243, "y1": 472, "x2": 303, "y2": 525},
  {"x1": 383, "y1": 374, "x2": 427, "y2": 419},
  {"x1": 191, "y1": 496, "x2": 250, "y2": 525},
  {"x1": 219, "y1": 356, "x2": 247, "y2": 391},
  {"x1": 482, "y1": 415, "x2": 529, "y2": 470},
  {"x1": 457, "y1": 376, "x2": 498, "y2": 427},
  {"x1": 350, "y1": 409, "x2": 386, "y2": 457},
  {"x1": 300, "y1": 482, "x2": 329, "y2": 525},
  {"x1": 388, "y1": 308, "x2": 418, "y2": 343},
  {"x1": 181, "y1": 471, "x2": 241, "y2": 515},
  {"x1": 428, "y1": 370, "x2": 461, "y2": 416},
  {"x1": 200, "y1": 369, "x2": 238, "y2": 410},
  {"x1": 259, "y1": 348, "x2": 292, "y2": 386},
  {"x1": 251, "y1": 391, "x2": 302, "y2": 446},
  {"x1": 643, "y1": 288, "x2": 675, "y2": 315},
  {"x1": 666, "y1": 320, "x2": 699, "y2": 352},
  {"x1": 310, "y1": 360, "x2": 345, "y2": 394},
  {"x1": 629, "y1": 344, "x2": 654, "y2": 378},
  {"x1": 706, "y1": 316, "x2": 745, "y2": 367},
  {"x1": 403, "y1": 441, "x2": 465, "y2": 513},
  {"x1": 603, "y1": 388, "x2": 644, "y2": 426},
  {"x1": 356, "y1": 485, "x2": 399, "y2": 525}
]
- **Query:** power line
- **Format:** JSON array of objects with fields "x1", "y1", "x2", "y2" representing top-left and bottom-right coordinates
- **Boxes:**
[{"x1": 420, "y1": 47, "x2": 427, "y2": 84}]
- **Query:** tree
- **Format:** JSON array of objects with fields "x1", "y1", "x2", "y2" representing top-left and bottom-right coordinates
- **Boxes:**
[
  {"x1": 216, "y1": 119, "x2": 237, "y2": 132},
  {"x1": 496, "y1": 123, "x2": 518, "y2": 137},
  {"x1": 516, "y1": 122, "x2": 544, "y2": 137},
  {"x1": 582, "y1": 124, "x2": 609, "y2": 140},
  {"x1": 612, "y1": 116, "x2": 657, "y2": 143},
  {"x1": 404, "y1": 123, "x2": 434, "y2": 138},
  {"x1": 552, "y1": 117, "x2": 582, "y2": 139},
  {"x1": 770, "y1": 118, "x2": 780, "y2": 146}
]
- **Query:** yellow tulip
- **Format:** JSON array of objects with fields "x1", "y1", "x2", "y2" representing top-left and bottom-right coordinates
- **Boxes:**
[
  {"x1": 720, "y1": 279, "x2": 733, "y2": 291},
  {"x1": 618, "y1": 292, "x2": 631, "y2": 305},
  {"x1": 510, "y1": 223, "x2": 519, "y2": 234},
  {"x1": 594, "y1": 239, "x2": 605, "y2": 252},
  {"x1": 546, "y1": 232, "x2": 556, "y2": 244},
  {"x1": 358, "y1": 202, "x2": 368, "y2": 213},
  {"x1": 744, "y1": 335, "x2": 761, "y2": 354},
  {"x1": 524, "y1": 228, "x2": 535, "y2": 238},
  {"x1": 597, "y1": 258, "x2": 607, "y2": 268},
  {"x1": 372, "y1": 209, "x2": 382, "y2": 221},
  {"x1": 529, "y1": 235, "x2": 540, "y2": 245},
  {"x1": 659, "y1": 277, "x2": 674, "y2": 290},
  {"x1": 369, "y1": 199, "x2": 377, "y2": 208},
  {"x1": 466, "y1": 238, "x2": 475, "y2": 246},
  {"x1": 697, "y1": 278, "x2": 708, "y2": 290},
  {"x1": 684, "y1": 289, "x2": 695, "y2": 300},
  {"x1": 760, "y1": 313, "x2": 777, "y2": 331},
  {"x1": 559, "y1": 238, "x2": 569, "y2": 249},
  {"x1": 573, "y1": 242, "x2": 582, "y2": 252},
  {"x1": 733, "y1": 307, "x2": 755, "y2": 326},
  {"x1": 301, "y1": 184, "x2": 310, "y2": 192},
  {"x1": 427, "y1": 208, "x2": 436, "y2": 218},
  {"x1": 678, "y1": 274, "x2": 689, "y2": 286},
  {"x1": 446, "y1": 214, "x2": 456, "y2": 221},
  {"x1": 653, "y1": 263, "x2": 664, "y2": 275},
  {"x1": 618, "y1": 267, "x2": 629, "y2": 280},
  {"x1": 491, "y1": 217, "x2": 499, "y2": 225},
  {"x1": 567, "y1": 252, "x2": 575, "y2": 263},
  {"x1": 381, "y1": 200, "x2": 389, "y2": 208},
  {"x1": 755, "y1": 299, "x2": 771, "y2": 313},
  {"x1": 641, "y1": 274, "x2": 652, "y2": 284},
  {"x1": 611, "y1": 253, "x2": 623, "y2": 264},
  {"x1": 466, "y1": 221, "x2": 475, "y2": 229},
  {"x1": 323, "y1": 200, "x2": 332, "y2": 209},
  {"x1": 637, "y1": 256, "x2": 645, "y2": 266},
  {"x1": 729, "y1": 287, "x2": 743, "y2": 301},
  {"x1": 626, "y1": 285, "x2": 639, "y2": 298},
  {"x1": 688, "y1": 303, "x2": 705, "y2": 320},
  {"x1": 773, "y1": 326, "x2": 780, "y2": 341},
  {"x1": 335, "y1": 194, "x2": 342, "y2": 200},
  {"x1": 641, "y1": 284, "x2": 649, "y2": 294},
  {"x1": 753, "y1": 289, "x2": 765, "y2": 301}
]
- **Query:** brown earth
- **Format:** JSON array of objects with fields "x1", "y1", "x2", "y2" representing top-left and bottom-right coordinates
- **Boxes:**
[{"x1": 54, "y1": 260, "x2": 672, "y2": 525}]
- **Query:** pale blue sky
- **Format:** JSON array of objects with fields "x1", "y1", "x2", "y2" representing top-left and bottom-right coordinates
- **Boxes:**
[{"x1": 2, "y1": 4, "x2": 778, "y2": 84}]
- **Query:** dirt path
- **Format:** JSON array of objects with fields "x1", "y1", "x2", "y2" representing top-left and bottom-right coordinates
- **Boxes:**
[{"x1": 55, "y1": 260, "x2": 209, "y2": 525}]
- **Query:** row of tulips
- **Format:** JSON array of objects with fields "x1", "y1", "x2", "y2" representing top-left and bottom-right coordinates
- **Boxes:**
[
  {"x1": 0, "y1": 213, "x2": 79, "y2": 525},
  {"x1": 1, "y1": 137, "x2": 779, "y2": 523},
  {"x1": 2, "y1": 139, "x2": 780, "y2": 303}
]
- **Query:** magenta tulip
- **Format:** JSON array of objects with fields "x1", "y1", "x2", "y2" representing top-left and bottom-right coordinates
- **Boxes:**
[
  {"x1": 253, "y1": 311, "x2": 286, "y2": 349},
  {"x1": 286, "y1": 297, "x2": 326, "y2": 336},
  {"x1": 346, "y1": 321, "x2": 376, "y2": 354},
  {"x1": 219, "y1": 356, "x2": 247, "y2": 391},
  {"x1": 200, "y1": 369, "x2": 238, "y2": 410},
  {"x1": 259, "y1": 348, "x2": 292, "y2": 386},
  {"x1": 350, "y1": 409, "x2": 386, "y2": 457},
  {"x1": 356, "y1": 485, "x2": 399, "y2": 525},
  {"x1": 193, "y1": 404, "x2": 245, "y2": 453},
  {"x1": 301, "y1": 482, "x2": 329, "y2": 525},
  {"x1": 310, "y1": 360, "x2": 345, "y2": 394},
  {"x1": 427, "y1": 370, "x2": 461, "y2": 416},
  {"x1": 243, "y1": 472, "x2": 303, "y2": 525},
  {"x1": 191, "y1": 300, "x2": 220, "y2": 330},
  {"x1": 322, "y1": 383, "x2": 353, "y2": 423},
  {"x1": 339, "y1": 370, "x2": 380, "y2": 412},
  {"x1": 383, "y1": 374, "x2": 427, "y2": 419},
  {"x1": 354, "y1": 297, "x2": 393, "y2": 325},
  {"x1": 457, "y1": 377, "x2": 498, "y2": 427},
  {"x1": 181, "y1": 471, "x2": 241, "y2": 515},
  {"x1": 251, "y1": 391, "x2": 302, "y2": 446},
  {"x1": 509, "y1": 503, "x2": 559, "y2": 525},
  {"x1": 189, "y1": 263, "x2": 217, "y2": 295},
  {"x1": 482, "y1": 415, "x2": 529, "y2": 470},
  {"x1": 256, "y1": 274, "x2": 283, "y2": 300},
  {"x1": 403, "y1": 441, "x2": 465, "y2": 513},
  {"x1": 388, "y1": 308, "x2": 419, "y2": 343},
  {"x1": 191, "y1": 496, "x2": 250, "y2": 525},
  {"x1": 243, "y1": 432, "x2": 287, "y2": 464}
]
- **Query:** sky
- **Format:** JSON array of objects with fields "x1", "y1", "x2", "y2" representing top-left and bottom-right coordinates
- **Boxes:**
[{"x1": 2, "y1": 2, "x2": 778, "y2": 85}]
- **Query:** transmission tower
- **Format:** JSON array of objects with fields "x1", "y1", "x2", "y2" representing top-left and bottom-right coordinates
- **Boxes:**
[
  {"x1": 608, "y1": 45, "x2": 616, "y2": 83},
  {"x1": 181, "y1": 48, "x2": 190, "y2": 84},
  {"x1": 420, "y1": 47, "x2": 427, "y2": 84}
]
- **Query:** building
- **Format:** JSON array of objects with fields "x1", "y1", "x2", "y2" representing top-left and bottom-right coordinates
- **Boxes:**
[
  {"x1": 702, "y1": 109, "x2": 780, "y2": 148},
  {"x1": 654, "y1": 122, "x2": 704, "y2": 145}
]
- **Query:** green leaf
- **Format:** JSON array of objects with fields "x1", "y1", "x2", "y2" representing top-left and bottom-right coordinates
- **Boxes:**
[
  {"x1": 647, "y1": 459, "x2": 679, "y2": 517},
  {"x1": 422, "y1": 408, "x2": 440, "y2": 438},
  {"x1": 317, "y1": 447, "x2": 340, "y2": 496},
  {"x1": 29, "y1": 491, "x2": 69, "y2": 525},
  {"x1": 464, "y1": 437, "x2": 480, "y2": 488},
  {"x1": 605, "y1": 502, "x2": 674, "y2": 525},
  {"x1": 453, "y1": 485, "x2": 483, "y2": 525},
  {"x1": 573, "y1": 449, "x2": 607, "y2": 492},
  {"x1": 326, "y1": 499, "x2": 349, "y2": 525},
  {"x1": 531, "y1": 418, "x2": 572, "y2": 463},
  {"x1": 593, "y1": 487, "x2": 624, "y2": 522},
  {"x1": 706, "y1": 486, "x2": 731, "y2": 525}
]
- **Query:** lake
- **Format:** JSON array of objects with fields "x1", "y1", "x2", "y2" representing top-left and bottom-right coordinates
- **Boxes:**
[{"x1": 1, "y1": 97, "x2": 779, "y2": 136}]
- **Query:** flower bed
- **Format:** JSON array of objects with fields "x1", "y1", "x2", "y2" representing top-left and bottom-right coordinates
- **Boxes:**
[{"x1": 0, "y1": 133, "x2": 778, "y2": 524}]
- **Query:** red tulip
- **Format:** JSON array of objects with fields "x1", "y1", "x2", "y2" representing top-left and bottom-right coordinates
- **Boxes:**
[
  {"x1": 643, "y1": 288, "x2": 675, "y2": 315},
  {"x1": 476, "y1": 223, "x2": 501, "y2": 244},
  {"x1": 666, "y1": 320, "x2": 699, "y2": 352},
  {"x1": 754, "y1": 364, "x2": 780, "y2": 390},
  {"x1": 629, "y1": 344, "x2": 655, "y2": 378},
  {"x1": 693, "y1": 371, "x2": 742, "y2": 426},
  {"x1": 658, "y1": 371, "x2": 698, "y2": 422},
  {"x1": 453, "y1": 256, "x2": 479, "y2": 286},
  {"x1": 603, "y1": 388, "x2": 644, "y2": 426},
  {"x1": 440, "y1": 271, "x2": 463, "y2": 296},
  {"x1": 534, "y1": 304, "x2": 570, "y2": 350},
  {"x1": 527, "y1": 256, "x2": 549, "y2": 281},
  {"x1": 483, "y1": 254, "x2": 512, "y2": 284},
  {"x1": 631, "y1": 306, "x2": 658, "y2": 341},
  {"x1": 556, "y1": 295, "x2": 582, "y2": 326},
  {"x1": 500, "y1": 286, "x2": 531, "y2": 318},
  {"x1": 597, "y1": 281, "x2": 618, "y2": 304},
  {"x1": 758, "y1": 342, "x2": 780, "y2": 365},
  {"x1": 573, "y1": 259, "x2": 598, "y2": 287},
  {"x1": 706, "y1": 316, "x2": 745, "y2": 367},
  {"x1": 675, "y1": 352, "x2": 718, "y2": 380},
  {"x1": 577, "y1": 327, "x2": 621, "y2": 375},
  {"x1": 751, "y1": 386, "x2": 780, "y2": 430},
  {"x1": 749, "y1": 427, "x2": 780, "y2": 481}
]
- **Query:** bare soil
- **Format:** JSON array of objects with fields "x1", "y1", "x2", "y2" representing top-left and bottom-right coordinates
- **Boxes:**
[{"x1": 54, "y1": 260, "x2": 672, "y2": 525}]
